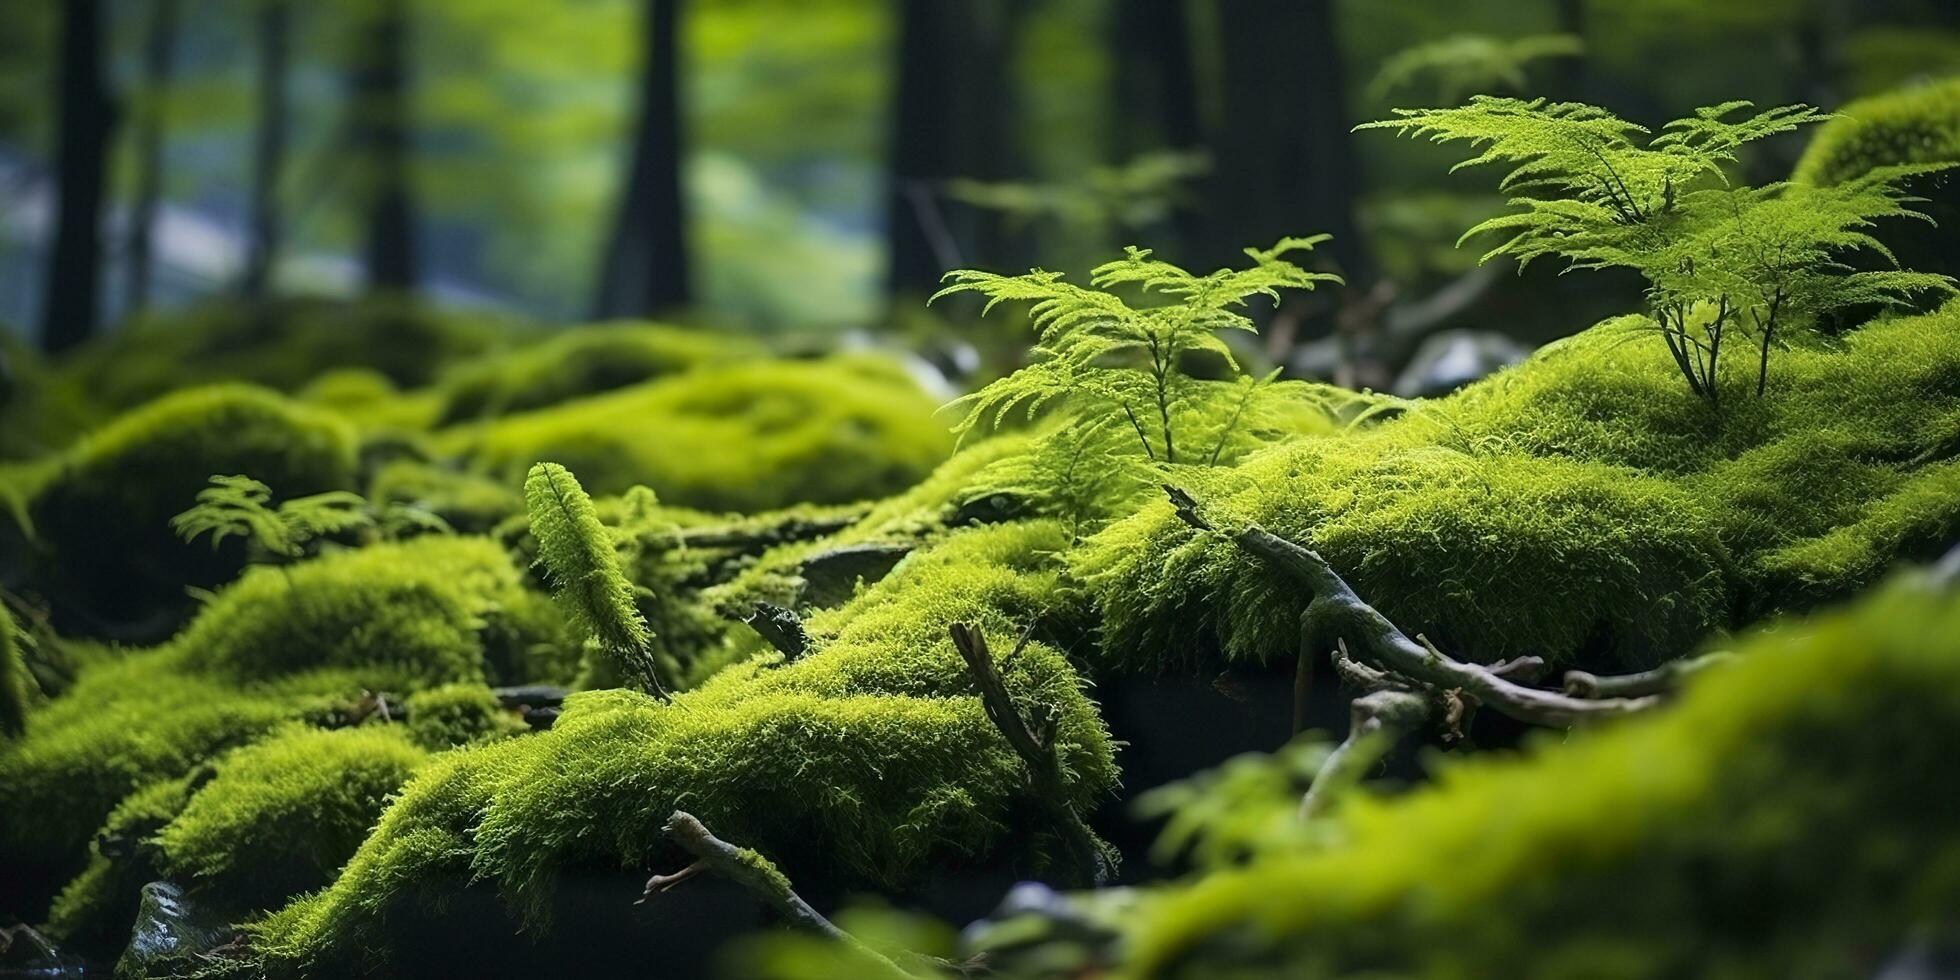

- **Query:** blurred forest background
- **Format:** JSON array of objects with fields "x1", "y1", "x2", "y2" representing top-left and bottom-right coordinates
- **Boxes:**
[{"x1": 3, "y1": 0, "x2": 1958, "y2": 378}]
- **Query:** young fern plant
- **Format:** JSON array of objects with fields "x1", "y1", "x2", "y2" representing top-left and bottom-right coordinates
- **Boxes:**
[
  {"x1": 1360, "y1": 96, "x2": 1957, "y2": 403},
  {"x1": 523, "y1": 462, "x2": 668, "y2": 698},
  {"x1": 172, "y1": 475, "x2": 375, "y2": 562}
]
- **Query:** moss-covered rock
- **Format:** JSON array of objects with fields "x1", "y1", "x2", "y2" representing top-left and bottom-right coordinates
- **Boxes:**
[
  {"x1": 0, "y1": 536, "x2": 565, "y2": 887},
  {"x1": 22, "y1": 385, "x2": 360, "y2": 636},
  {"x1": 434, "y1": 321, "x2": 757, "y2": 424},
  {"x1": 1123, "y1": 570, "x2": 1960, "y2": 978},
  {"x1": 367, "y1": 459, "x2": 525, "y2": 534},
  {"x1": 1078, "y1": 304, "x2": 1960, "y2": 671},
  {"x1": 248, "y1": 521, "x2": 1116, "y2": 974},
  {"x1": 437, "y1": 354, "x2": 953, "y2": 510},
  {"x1": 58, "y1": 297, "x2": 515, "y2": 415}
]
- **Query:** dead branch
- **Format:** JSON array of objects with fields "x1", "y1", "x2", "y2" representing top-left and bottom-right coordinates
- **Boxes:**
[
  {"x1": 1563, "y1": 651, "x2": 1735, "y2": 699},
  {"x1": 744, "y1": 602, "x2": 809, "y2": 661},
  {"x1": 1165, "y1": 485, "x2": 1659, "y2": 728},
  {"x1": 1299, "y1": 688, "x2": 1432, "y2": 821},
  {"x1": 644, "y1": 811, "x2": 913, "y2": 978},
  {"x1": 949, "y1": 622, "x2": 1113, "y2": 887}
]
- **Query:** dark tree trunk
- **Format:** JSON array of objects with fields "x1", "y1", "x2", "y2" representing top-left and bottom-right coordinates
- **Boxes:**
[
  {"x1": 1207, "y1": 0, "x2": 1369, "y2": 284},
  {"x1": 1111, "y1": 0, "x2": 1201, "y2": 252},
  {"x1": 41, "y1": 0, "x2": 114, "y2": 352},
  {"x1": 884, "y1": 0, "x2": 1022, "y2": 298},
  {"x1": 349, "y1": 0, "x2": 417, "y2": 293},
  {"x1": 594, "y1": 0, "x2": 690, "y2": 318},
  {"x1": 242, "y1": 0, "x2": 290, "y2": 300},
  {"x1": 123, "y1": 0, "x2": 180, "y2": 320},
  {"x1": 1554, "y1": 0, "x2": 1588, "y2": 100}
]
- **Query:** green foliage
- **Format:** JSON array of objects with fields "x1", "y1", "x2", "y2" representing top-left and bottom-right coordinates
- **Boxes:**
[
  {"x1": 435, "y1": 321, "x2": 756, "y2": 423},
  {"x1": 1078, "y1": 301, "x2": 1960, "y2": 671},
  {"x1": 22, "y1": 384, "x2": 360, "y2": 631},
  {"x1": 44, "y1": 776, "x2": 199, "y2": 950},
  {"x1": 1121, "y1": 572, "x2": 1960, "y2": 977},
  {"x1": 1362, "y1": 96, "x2": 1957, "y2": 401},
  {"x1": 943, "y1": 151, "x2": 1211, "y2": 256},
  {"x1": 249, "y1": 522, "x2": 1117, "y2": 973},
  {"x1": 173, "y1": 475, "x2": 372, "y2": 560},
  {"x1": 524, "y1": 462, "x2": 666, "y2": 695},
  {"x1": 1793, "y1": 76, "x2": 1960, "y2": 187},
  {"x1": 0, "y1": 603, "x2": 26, "y2": 737},
  {"x1": 403, "y1": 683, "x2": 529, "y2": 749},
  {"x1": 442, "y1": 355, "x2": 953, "y2": 509},
  {"x1": 369, "y1": 459, "x2": 524, "y2": 533},
  {"x1": 1366, "y1": 33, "x2": 1583, "y2": 104}
]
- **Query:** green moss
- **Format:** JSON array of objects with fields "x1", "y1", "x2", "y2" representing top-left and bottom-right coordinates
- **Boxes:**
[
  {"x1": 296, "y1": 369, "x2": 443, "y2": 434},
  {"x1": 368, "y1": 459, "x2": 524, "y2": 533},
  {"x1": 0, "y1": 603, "x2": 25, "y2": 737},
  {"x1": 59, "y1": 297, "x2": 515, "y2": 414},
  {"x1": 44, "y1": 775, "x2": 199, "y2": 950},
  {"x1": 1793, "y1": 77, "x2": 1960, "y2": 187},
  {"x1": 23, "y1": 384, "x2": 360, "y2": 633},
  {"x1": 0, "y1": 536, "x2": 563, "y2": 868},
  {"x1": 153, "y1": 726, "x2": 430, "y2": 910},
  {"x1": 434, "y1": 321, "x2": 757, "y2": 423},
  {"x1": 1079, "y1": 304, "x2": 1960, "y2": 670},
  {"x1": 403, "y1": 683, "x2": 528, "y2": 748},
  {"x1": 249, "y1": 521, "x2": 1117, "y2": 972},
  {"x1": 1125, "y1": 574, "x2": 1960, "y2": 978},
  {"x1": 437, "y1": 354, "x2": 953, "y2": 510},
  {"x1": 0, "y1": 329, "x2": 99, "y2": 459}
]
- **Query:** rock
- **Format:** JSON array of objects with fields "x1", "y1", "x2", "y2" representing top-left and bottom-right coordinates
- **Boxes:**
[
  {"x1": 1392, "y1": 329, "x2": 1530, "y2": 398},
  {"x1": 0, "y1": 922, "x2": 87, "y2": 977},
  {"x1": 797, "y1": 543, "x2": 912, "y2": 608},
  {"x1": 116, "y1": 881, "x2": 230, "y2": 979}
]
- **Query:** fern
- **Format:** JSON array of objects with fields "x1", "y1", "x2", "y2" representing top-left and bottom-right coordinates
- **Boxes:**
[
  {"x1": 934, "y1": 239, "x2": 1342, "y2": 465},
  {"x1": 1361, "y1": 96, "x2": 1958, "y2": 401},
  {"x1": 1367, "y1": 33, "x2": 1583, "y2": 104},
  {"x1": 172, "y1": 476, "x2": 374, "y2": 560},
  {"x1": 523, "y1": 462, "x2": 667, "y2": 697}
]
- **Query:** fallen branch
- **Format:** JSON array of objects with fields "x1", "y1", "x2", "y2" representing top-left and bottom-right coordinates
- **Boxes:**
[
  {"x1": 1299, "y1": 688, "x2": 1431, "y2": 821},
  {"x1": 744, "y1": 602, "x2": 810, "y2": 661},
  {"x1": 1563, "y1": 651, "x2": 1735, "y2": 699},
  {"x1": 671, "y1": 510, "x2": 866, "y2": 554},
  {"x1": 1165, "y1": 486, "x2": 1659, "y2": 728},
  {"x1": 643, "y1": 811, "x2": 912, "y2": 978},
  {"x1": 949, "y1": 622, "x2": 1113, "y2": 886}
]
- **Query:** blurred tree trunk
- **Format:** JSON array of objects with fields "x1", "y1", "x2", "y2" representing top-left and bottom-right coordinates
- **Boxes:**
[
  {"x1": 124, "y1": 0, "x2": 180, "y2": 320},
  {"x1": 1206, "y1": 0, "x2": 1369, "y2": 284},
  {"x1": 1553, "y1": 0, "x2": 1588, "y2": 99},
  {"x1": 595, "y1": 0, "x2": 690, "y2": 319},
  {"x1": 242, "y1": 0, "x2": 290, "y2": 300},
  {"x1": 350, "y1": 0, "x2": 417, "y2": 294},
  {"x1": 42, "y1": 0, "x2": 114, "y2": 353},
  {"x1": 1111, "y1": 0, "x2": 1201, "y2": 252},
  {"x1": 885, "y1": 0, "x2": 1022, "y2": 299}
]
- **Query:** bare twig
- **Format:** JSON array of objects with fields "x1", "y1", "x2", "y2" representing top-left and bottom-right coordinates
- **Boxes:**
[
  {"x1": 643, "y1": 811, "x2": 913, "y2": 977},
  {"x1": 1164, "y1": 485, "x2": 1659, "y2": 727},
  {"x1": 949, "y1": 623, "x2": 1113, "y2": 886},
  {"x1": 1299, "y1": 689, "x2": 1431, "y2": 821},
  {"x1": 1563, "y1": 651, "x2": 1735, "y2": 699}
]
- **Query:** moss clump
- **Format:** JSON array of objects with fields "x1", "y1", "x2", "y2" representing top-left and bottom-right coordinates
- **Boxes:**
[
  {"x1": 58, "y1": 297, "x2": 514, "y2": 414},
  {"x1": 43, "y1": 775, "x2": 199, "y2": 952},
  {"x1": 1079, "y1": 304, "x2": 1960, "y2": 670},
  {"x1": 368, "y1": 459, "x2": 524, "y2": 533},
  {"x1": 1124, "y1": 573, "x2": 1960, "y2": 978},
  {"x1": 152, "y1": 727, "x2": 431, "y2": 910},
  {"x1": 438, "y1": 354, "x2": 953, "y2": 510},
  {"x1": 434, "y1": 321, "x2": 757, "y2": 424},
  {"x1": 403, "y1": 683, "x2": 528, "y2": 748},
  {"x1": 23, "y1": 384, "x2": 360, "y2": 635},
  {"x1": 250, "y1": 521, "x2": 1116, "y2": 972},
  {"x1": 0, "y1": 603, "x2": 26, "y2": 737},
  {"x1": 0, "y1": 536, "x2": 563, "y2": 871},
  {"x1": 1792, "y1": 77, "x2": 1960, "y2": 277}
]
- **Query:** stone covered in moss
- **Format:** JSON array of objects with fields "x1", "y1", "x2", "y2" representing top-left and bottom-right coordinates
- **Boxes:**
[
  {"x1": 248, "y1": 521, "x2": 1116, "y2": 973},
  {"x1": 1123, "y1": 572, "x2": 1960, "y2": 977},
  {"x1": 0, "y1": 536, "x2": 564, "y2": 885},
  {"x1": 438, "y1": 354, "x2": 953, "y2": 510},
  {"x1": 1078, "y1": 304, "x2": 1960, "y2": 671},
  {"x1": 434, "y1": 321, "x2": 757, "y2": 423},
  {"x1": 23, "y1": 384, "x2": 360, "y2": 635}
]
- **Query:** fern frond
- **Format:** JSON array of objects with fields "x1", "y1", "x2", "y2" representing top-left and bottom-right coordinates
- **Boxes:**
[
  {"x1": 523, "y1": 462, "x2": 665, "y2": 697},
  {"x1": 172, "y1": 475, "x2": 298, "y2": 557}
]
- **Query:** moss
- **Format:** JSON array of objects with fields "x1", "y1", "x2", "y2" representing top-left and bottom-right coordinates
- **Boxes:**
[
  {"x1": 368, "y1": 459, "x2": 524, "y2": 533},
  {"x1": 1792, "y1": 77, "x2": 1960, "y2": 187},
  {"x1": 58, "y1": 297, "x2": 515, "y2": 414},
  {"x1": 434, "y1": 321, "x2": 757, "y2": 423},
  {"x1": 1078, "y1": 304, "x2": 1960, "y2": 671},
  {"x1": 0, "y1": 603, "x2": 25, "y2": 737},
  {"x1": 0, "y1": 536, "x2": 563, "y2": 870},
  {"x1": 1124, "y1": 574, "x2": 1960, "y2": 978},
  {"x1": 437, "y1": 354, "x2": 953, "y2": 510},
  {"x1": 44, "y1": 775, "x2": 199, "y2": 951},
  {"x1": 249, "y1": 521, "x2": 1117, "y2": 973},
  {"x1": 23, "y1": 384, "x2": 360, "y2": 634},
  {"x1": 152, "y1": 726, "x2": 431, "y2": 911},
  {"x1": 296, "y1": 369, "x2": 443, "y2": 434},
  {"x1": 0, "y1": 329, "x2": 99, "y2": 459},
  {"x1": 403, "y1": 684, "x2": 528, "y2": 748}
]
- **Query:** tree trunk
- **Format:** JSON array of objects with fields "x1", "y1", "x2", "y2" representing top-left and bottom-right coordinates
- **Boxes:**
[
  {"x1": 123, "y1": 0, "x2": 180, "y2": 320},
  {"x1": 1207, "y1": 0, "x2": 1369, "y2": 284},
  {"x1": 41, "y1": 0, "x2": 114, "y2": 353},
  {"x1": 1553, "y1": 0, "x2": 1588, "y2": 100},
  {"x1": 594, "y1": 0, "x2": 690, "y2": 318},
  {"x1": 884, "y1": 0, "x2": 1021, "y2": 298},
  {"x1": 1111, "y1": 0, "x2": 1201, "y2": 252},
  {"x1": 349, "y1": 0, "x2": 416, "y2": 293},
  {"x1": 242, "y1": 0, "x2": 290, "y2": 300}
]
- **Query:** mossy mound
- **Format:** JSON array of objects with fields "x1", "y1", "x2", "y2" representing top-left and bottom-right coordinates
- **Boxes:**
[
  {"x1": 1793, "y1": 77, "x2": 1960, "y2": 277},
  {"x1": 21, "y1": 385, "x2": 360, "y2": 637},
  {"x1": 434, "y1": 321, "x2": 758, "y2": 424},
  {"x1": 0, "y1": 330, "x2": 98, "y2": 460},
  {"x1": 0, "y1": 536, "x2": 565, "y2": 884},
  {"x1": 1078, "y1": 304, "x2": 1960, "y2": 670},
  {"x1": 438, "y1": 354, "x2": 954, "y2": 510},
  {"x1": 58, "y1": 297, "x2": 515, "y2": 415},
  {"x1": 1124, "y1": 571, "x2": 1960, "y2": 978},
  {"x1": 367, "y1": 459, "x2": 526, "y2": 533},
  {"x1": 0, "y1": 603, "x2": 26, "y2": 737},
  {"x1": 249, "y1": 521, "x2": 1117, "y2": 973}
]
